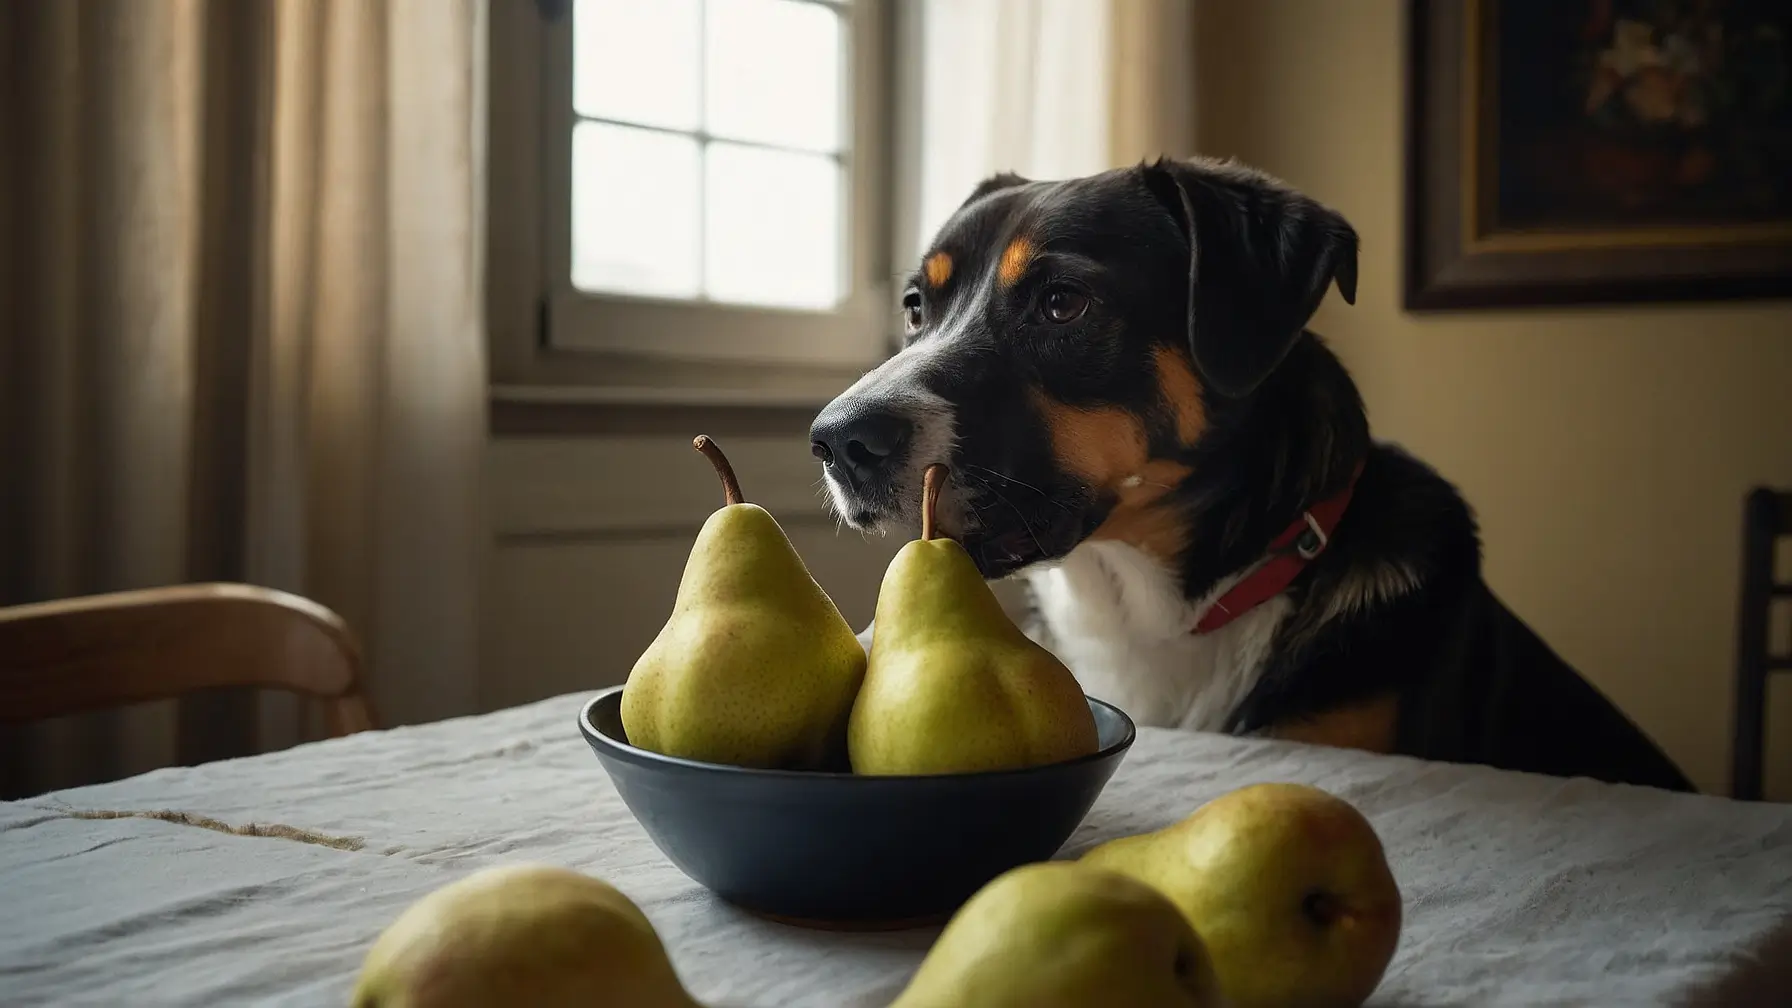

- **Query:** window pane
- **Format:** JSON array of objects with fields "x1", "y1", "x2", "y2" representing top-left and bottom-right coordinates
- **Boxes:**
[
  {"x1": 574, "y1": 0, "x2": 700, "y2": 131},
  {"x1": 704, "y1": 142, "x2": 841, "y2": 309},
  {"x1": 705, "y1": 0, "x2": 843, "y2": 153},
  {"x1": 572, "y1": 122, "x2": 701, "y2": 298}
]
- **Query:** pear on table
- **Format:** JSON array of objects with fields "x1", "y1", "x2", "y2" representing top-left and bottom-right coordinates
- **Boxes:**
[
  {"x1": 848, "y1": 463, "x2": 1098, "y2": 775},
  {"x1": 1081, "y1": 782, "x2": 1403, "y2": 1008},
  {"x1": 352, "y1": 862, "x2": 704, "y2": 1008},
  {"x1": 621, "y1": 435, "x2": 866, "y2": 771},
  {"x1": 888, "y1": 861, "x2": 1223, "y2": 1008}
]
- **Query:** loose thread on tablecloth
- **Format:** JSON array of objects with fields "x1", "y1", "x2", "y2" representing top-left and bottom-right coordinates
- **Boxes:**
[{"x1": 55, "y1": 807, "x2": 366, "y2": 851}]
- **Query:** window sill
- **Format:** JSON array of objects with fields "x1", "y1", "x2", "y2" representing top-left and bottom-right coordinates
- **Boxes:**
[
  {"x1": 488, "y1": 351, "x2": 877, "y2": 436},
  {"x1": 490, "y1": 380, "x2": 845, "y2": 410},
  {"x1": 491, "y1": 343, "x2": 880, "y2": 400}
]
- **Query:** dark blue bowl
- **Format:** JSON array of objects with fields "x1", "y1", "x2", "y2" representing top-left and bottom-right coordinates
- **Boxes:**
[{"x1": 577, "y1": 685, "x2": 1135, "y2": 928}]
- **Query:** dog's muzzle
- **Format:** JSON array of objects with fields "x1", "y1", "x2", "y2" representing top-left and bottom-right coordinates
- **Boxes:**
[
  {"x1": 809, "y1": 403, "x2": 914, "y2": 497},
  {"x1": 809, "y1": 342, "x2": 961, "y2": 535}
]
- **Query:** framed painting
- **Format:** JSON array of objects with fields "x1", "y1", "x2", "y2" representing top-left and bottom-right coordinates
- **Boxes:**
[{"x1": 1405, "y1": 0, "x2": 1792, "y2": 309}]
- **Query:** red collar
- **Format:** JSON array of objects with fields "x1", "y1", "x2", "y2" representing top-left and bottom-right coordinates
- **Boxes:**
[{"x1": 1192, "y1": 461, "x2": 1365, "y2": 635}]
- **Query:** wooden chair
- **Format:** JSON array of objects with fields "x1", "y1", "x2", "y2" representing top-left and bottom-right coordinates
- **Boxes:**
[
  {"x1": 0, "y1": 582, "x2": 377, "y2": 738},
  {"x1": 1732, "y1": 488, "x2": 1792, "y2": 801}
]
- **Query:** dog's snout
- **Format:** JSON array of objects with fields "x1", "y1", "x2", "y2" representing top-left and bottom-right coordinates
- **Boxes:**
[{"x1": 810, "y1": 408, "x2": 913, "y2": 486}]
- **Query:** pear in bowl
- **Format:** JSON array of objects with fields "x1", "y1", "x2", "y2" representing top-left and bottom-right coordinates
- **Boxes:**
[
  {"x1": 621, "y1": 435, "x2": 865, "y2": 772},
  {"x1": 849, "y1": 464, "x2": 1098, "y2": 775}
]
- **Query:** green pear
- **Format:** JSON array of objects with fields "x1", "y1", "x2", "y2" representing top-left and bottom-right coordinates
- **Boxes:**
[
  {"x1": 621, "y1": 435, "x2": 866, "y2": 770},
  {"x1": 848, "y1": 464, "x2": 1098, "y2": 775},
  {"x1": 889, "y1": 861, "x2": 1223, "y2": 1008},
  {"x1": 1081, "y1": 782, "x2": 1403, "y2": 1008},
  {"x1": 351, "y1": 862, "x2": 703, "y2": 1008}
]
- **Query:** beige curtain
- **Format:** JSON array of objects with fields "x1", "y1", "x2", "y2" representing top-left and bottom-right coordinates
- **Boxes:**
[
  {"x1": 906, "y1": 0, "x2": 1197, "y2": 263},
  {"x1": 0, "y1": 0, "x2": 489, "y2": 799},
  {"x1": 1107, "y1": 0, "x2": 1199, "y2": 166}
]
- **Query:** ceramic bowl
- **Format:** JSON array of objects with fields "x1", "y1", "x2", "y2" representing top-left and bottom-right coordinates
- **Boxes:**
[{"x1": 577, "y1": 685, "x2": 1135, "y2": 928}]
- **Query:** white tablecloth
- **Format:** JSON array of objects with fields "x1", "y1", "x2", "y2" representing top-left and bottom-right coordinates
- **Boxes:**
[{"x1": 3, "y1": 691, "x2": 1791, "y2": 1007}]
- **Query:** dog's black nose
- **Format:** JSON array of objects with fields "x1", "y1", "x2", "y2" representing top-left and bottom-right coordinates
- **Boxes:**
[{"x1": 810, "y1": 409, "x2": 913, "y2": 484}]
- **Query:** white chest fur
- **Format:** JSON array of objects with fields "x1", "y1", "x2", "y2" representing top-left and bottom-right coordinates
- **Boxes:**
[{"x1": 1021, "y1": 540, "x2": 1290, "y2": 733}]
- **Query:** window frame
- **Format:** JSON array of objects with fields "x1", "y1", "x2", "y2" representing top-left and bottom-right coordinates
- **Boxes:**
[{"x1": 486, "y1": 0, "x2": 905, "y2": 406}]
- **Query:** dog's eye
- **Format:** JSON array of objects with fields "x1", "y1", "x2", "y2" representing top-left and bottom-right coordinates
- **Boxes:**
[
  {"x1": 901, "y1": 290, "x2": 925, "y2": 333},
  {"x1": 1042, "y1": 285, "x2": 1090, "y2": 325}
]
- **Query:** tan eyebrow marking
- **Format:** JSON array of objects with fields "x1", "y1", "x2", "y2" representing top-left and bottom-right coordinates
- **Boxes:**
[
  {"x1": 924, "y1": 252, "x2": 953, "y2": 288},
  {"x1": 997, "y1": 237, "x2": 1034, "y2": 287}
]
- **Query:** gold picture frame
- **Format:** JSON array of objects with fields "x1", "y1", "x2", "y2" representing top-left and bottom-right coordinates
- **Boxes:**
[{"x1": 1405, "y1": 0, "x2": 1792, "y2": 309}]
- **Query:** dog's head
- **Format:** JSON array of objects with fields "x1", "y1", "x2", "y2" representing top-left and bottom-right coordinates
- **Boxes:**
[{"x1": 810, "y1": 157, "x2": 1358, "y2": 579}]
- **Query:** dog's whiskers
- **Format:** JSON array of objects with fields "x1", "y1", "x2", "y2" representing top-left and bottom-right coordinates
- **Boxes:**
[
  {"x1": 961, "y1": 464, "x2": 1070, "y2": 514},
  {"x1": 962, "y1": 471, "x2": 1048, "y2": 561}
]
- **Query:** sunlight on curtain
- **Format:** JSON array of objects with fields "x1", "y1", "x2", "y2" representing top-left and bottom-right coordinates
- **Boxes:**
[
  {"x1": 907, "y1": 0, "x2": 1197, "y2": 263},
  {"x1": 0, "y1": 0, "x2": 488, "y2": 798}
]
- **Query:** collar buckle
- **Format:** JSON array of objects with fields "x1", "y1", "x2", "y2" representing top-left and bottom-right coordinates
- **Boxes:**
[
  {"x1": 1293, "y1": 511, "x2": 1328, "y2": 560},
  {"x1": 1190, "y1": 460, "x2": 1366, "y2": 636}
]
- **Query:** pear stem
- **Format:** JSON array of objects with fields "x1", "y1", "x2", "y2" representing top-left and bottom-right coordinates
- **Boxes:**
[
  {"x1": 921, "y1": 463, "x2": 948, "y2": 541},
  {"x1": 693, "y1": 435, "x2": 743, "y2": 506}
]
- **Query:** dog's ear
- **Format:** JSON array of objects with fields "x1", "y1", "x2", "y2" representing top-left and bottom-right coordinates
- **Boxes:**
[
  {"x1": 1140, "y1": 157, "x2": 1358, "y2": 398},
  {"x1": 958, "y1": 171, "x2": 1030, "y2": 213}
]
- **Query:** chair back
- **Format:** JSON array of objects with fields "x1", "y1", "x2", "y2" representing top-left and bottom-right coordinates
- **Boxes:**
[
  {"x1": 0, "y1": 583, "x2": 377, "y2": 738},
  {"x1": 1733, "y1": 489, "x2": 1792, "y2": 801}
]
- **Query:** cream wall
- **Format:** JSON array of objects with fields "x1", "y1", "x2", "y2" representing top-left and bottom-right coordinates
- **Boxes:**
[{"x1": 1195, "y1": 0, "x2": 1792, "y2": 797}]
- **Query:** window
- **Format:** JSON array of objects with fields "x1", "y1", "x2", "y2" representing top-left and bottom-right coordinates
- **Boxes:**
[{"x1": 511, "y1": 0, "x2": 897, "y2": 382}]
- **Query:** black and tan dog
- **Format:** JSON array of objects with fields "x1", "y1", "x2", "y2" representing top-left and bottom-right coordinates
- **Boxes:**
[{"x1": 809, "y1": 156, "x2": 1694, "y2": 793}]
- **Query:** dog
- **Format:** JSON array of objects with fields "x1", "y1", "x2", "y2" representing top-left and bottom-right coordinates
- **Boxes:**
[{"x1": 809, "y1": 155, "x2": 1695, "y2": 794}]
